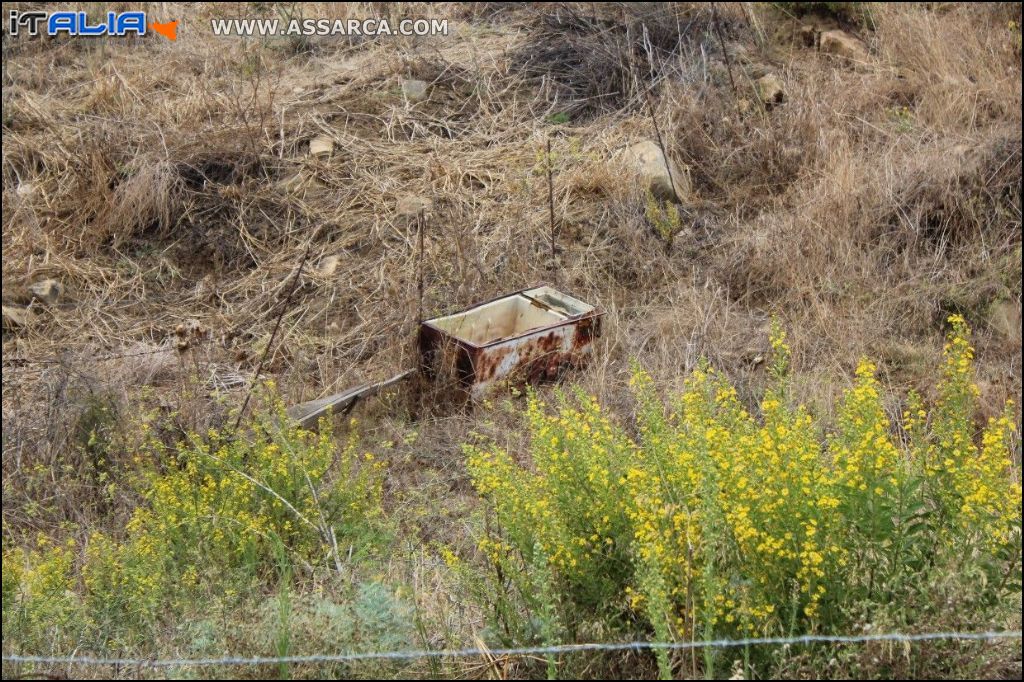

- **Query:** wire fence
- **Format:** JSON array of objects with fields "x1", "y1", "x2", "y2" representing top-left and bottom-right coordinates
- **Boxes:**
[{"x1": 3, "y1": 630, "x2": 1020, "y2": 668}]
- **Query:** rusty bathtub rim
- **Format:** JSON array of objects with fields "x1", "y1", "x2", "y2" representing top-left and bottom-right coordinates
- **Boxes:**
[{"x1": 419, "y1": 283, "x2": 605, "y2": 351}]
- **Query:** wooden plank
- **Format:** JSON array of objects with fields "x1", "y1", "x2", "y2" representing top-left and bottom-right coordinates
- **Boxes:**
[{"x1": 287, "y1": 370, "x2": 414, "y2": 429}]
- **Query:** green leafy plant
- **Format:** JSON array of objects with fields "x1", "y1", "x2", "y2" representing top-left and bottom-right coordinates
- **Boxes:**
[
  {"x1": 467, "y1": 317, "x2": 1021, "y2": 677},
  {"x1": 644, "y1": 188, "x2": 682, "y2": 245},
  {"x1": 3, "y1": 391, "x2": 386, "y2": 651}
]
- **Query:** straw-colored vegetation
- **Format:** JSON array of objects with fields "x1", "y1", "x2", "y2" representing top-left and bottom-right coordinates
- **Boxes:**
[{"x1": 2, "y1": 2, "x2": 1021, "y2": 679}]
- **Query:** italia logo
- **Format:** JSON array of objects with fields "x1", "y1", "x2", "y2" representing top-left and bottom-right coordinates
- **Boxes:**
[{"x1": 8, "y1": 11, "x2": 178, "y2": 40}]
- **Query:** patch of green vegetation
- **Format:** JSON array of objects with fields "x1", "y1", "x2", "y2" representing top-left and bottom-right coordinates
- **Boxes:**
[
  {"x1": 644, "y1": 188, "x2": 682, "y2": 245},
  {"x1": 465, "y1": 318, "x2": 1021, "y2": 678},
  {"x1": 3, "y1": 390, "x2": 389, "y2": 654},
  {"x1": 888, "y1": 104, "x2": 915, "y2": 133}
]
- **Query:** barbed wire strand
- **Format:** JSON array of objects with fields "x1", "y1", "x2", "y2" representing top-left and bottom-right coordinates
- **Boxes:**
[{"x1": 3, "y1": 630, "x2": 1020, "y2": 668}]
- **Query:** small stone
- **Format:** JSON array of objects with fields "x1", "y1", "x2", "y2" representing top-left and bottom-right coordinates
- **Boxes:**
[
  {"x1": 401, "y1": 79, "x2": 429, "y2": 103},
  {"x1": 28, "y1": 279, "x2": 62, "y2": 305},
  {"x1": 309, "y1": 135, "x2": 334, "y2": 157},
  {"x1": 755, "y1": 73, "x2": 786, "y2": 105},
  {"x1": 396, "y1": 195, "x2": 433, "y2": 217},
  {"x1": 2, "y1": 305, "x2": 35, "y2": 330},
  {"x1": 316, "y1": 255, "x2": 341, "y2": 276},
  {"x1": 820, "y1": 30, "x2": 868, "y2": 61},
  {"x1": 988, "y1": 300, "x2": 1021, "y2": 346},
  {"x1": 624, "y1": 140, "x2": 690, "y2": 203}
]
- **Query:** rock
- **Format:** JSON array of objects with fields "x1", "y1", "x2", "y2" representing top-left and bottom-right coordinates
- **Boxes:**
[
  {"x1": 798, "y1": 15, "x2": 841, "y2": 48},
  {"x1": 396, "y1": 195, "x2": 433, "y2": 217},
  {"x1": 988, "y1": 300, "x2": 1022, "y2": 346},
  {"x1": 820, "y1": 30, "x2": 868, "y2": 61},
  {"x1": 755, "y1": 73, "x2": 786, "y2": 105},
  {"x1": 316, "y1": 255, "x2": 341, "y2": 277},
  {"x1": 309, "y1": 135, "x2": 334, "y2": 157},
  {"x1": 624, "y1": 140, "x2": 690, "y2": 203},
  {"x1": 401, "y1": 79, "x2": 428, "y2": 103},
  {"x1": 28, "y1": 279, "x2": 62, "y2": 305},
  {"x1": 2, "y1": 305, "x2": 35, "y2": 330}
]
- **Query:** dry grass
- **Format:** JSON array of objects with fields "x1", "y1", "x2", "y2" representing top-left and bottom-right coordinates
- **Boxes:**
[{"x1": 1, "y1": 1, "x2": 1021, "y2": 675}]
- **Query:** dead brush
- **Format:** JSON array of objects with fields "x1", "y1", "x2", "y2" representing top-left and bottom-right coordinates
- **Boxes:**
[
  {"x1": 511, "y1": 2, "x2": 724, "y2": 120},
  {"x1": 2, "y1": 1, "x2": 1018, "y2": 441},
  {"x1": 98, "y1": 159, "x2": 183, "y2": 248},
  {"x1": 886, "y1": 131, "x2": 1023, "y2": 251}
]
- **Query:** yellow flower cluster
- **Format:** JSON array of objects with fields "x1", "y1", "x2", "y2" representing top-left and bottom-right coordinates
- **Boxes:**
[
  {"x1": 832, "y1": 360, "x2": 900, "y2": 495},
  {"x1": 466, "y1": 389, "x2": 636, "y2": 610},
  {"x1": 113, "y1": 422, "x2": 378, "y2": 582},
  {"x1": 2, "y1": 538, "x2": 78, "y2": 640},
  {"x1": 923, "y1": 315, "x2": 1021, "y2": 547},
  {"x1": 467, "y1": 317, "x2": 1021, "y2": 647},
  {"x1": 4, "y1": 399, "x2": 386, "y2": 639},
  {"x1": 621, "y1": 333, "x2": 851, "y2": 633},
  {"x1": 82, "y1": 527, "x2": 166, "y2": 622}
]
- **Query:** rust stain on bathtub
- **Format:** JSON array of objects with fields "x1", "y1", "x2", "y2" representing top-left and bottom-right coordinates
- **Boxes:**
[{"x1": 419, "y1": 285, "x2": 603, "y2": 399}]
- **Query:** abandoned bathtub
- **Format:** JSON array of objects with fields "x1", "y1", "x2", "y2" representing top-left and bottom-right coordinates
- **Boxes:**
[
  {"x1": 419, "y1": 285, "x2": 603, "y2": 399},
  {"x1": 288, "y1": 285, "x2": 603, "y2": 428}
]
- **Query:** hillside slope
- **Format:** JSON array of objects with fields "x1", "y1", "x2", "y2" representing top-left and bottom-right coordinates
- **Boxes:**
[{"x1": 2, "y1": 3, "x2": 1021, "y2": 679}]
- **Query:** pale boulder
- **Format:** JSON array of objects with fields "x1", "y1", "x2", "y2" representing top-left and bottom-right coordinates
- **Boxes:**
[
  {"x1": 28, "y1": 279, "x2": 62, "y2": 305},
  {"x1": 755, "y1": 73, "x2": 786, "y2": 105},
  {"x1": 624, "y1": 140, "x2": 689, "y2": 203},
  {"x1": 2, "y1": 305, "x2": 35, "y2": 330},
  {"x1": 401, "y1": 79, "x2": 429, "y2": 103},
  {"x1": 309, "y1": 135, "x2": 334, "y2": 157},
  {"x1": 820, "y1": 30, "x2": 868, "y2": 61}
]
